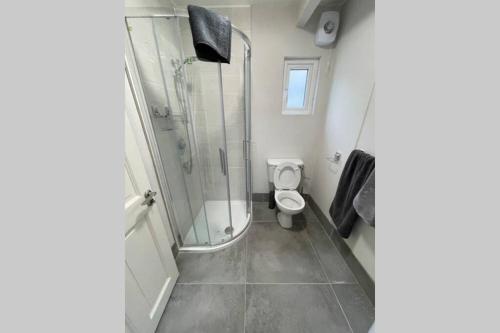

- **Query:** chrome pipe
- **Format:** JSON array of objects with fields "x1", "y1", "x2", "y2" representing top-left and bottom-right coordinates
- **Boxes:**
[{"x1": 217, "y1": 63, "x2": 234, "y2": 239}]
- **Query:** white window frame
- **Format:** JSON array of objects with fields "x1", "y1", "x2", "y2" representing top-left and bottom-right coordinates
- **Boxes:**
[{"x1": 281, "y1": 57, "x2": 320, "y2": 115}]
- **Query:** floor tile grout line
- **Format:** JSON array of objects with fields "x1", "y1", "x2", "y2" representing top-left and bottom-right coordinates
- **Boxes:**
[
  {"x1": 302, "y1": 220, "x2": 355, "y2": 333},
  {"x1": 307, "y1": 204, "x2": 364, "y2": 288},
  {"x1": 307, "y1": 203, "x2": 375, "y2": 319},
  {"x1": 301, "y1": 221, "x2": 330, "y2": 284},
  {"x1": 244, "y1": 234, "x2": 248, "y2": 283},
  {"x1": 328, "y1": 283, "x2": 355, "y2": 333},
  {"x1": 313, "y1": 207, "x2": 374, "y2": 306},
  {"x1": 243, "y1": 233, "x2": 248, "y2": 333},
  {"x1": 326, "y1": 228, "x2": 374, "y2": 305}
]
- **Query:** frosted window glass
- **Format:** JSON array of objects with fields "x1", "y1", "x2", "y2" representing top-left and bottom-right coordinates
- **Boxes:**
[{"x1": 286, "y1": 69, "x2": 308, "y2": 108}]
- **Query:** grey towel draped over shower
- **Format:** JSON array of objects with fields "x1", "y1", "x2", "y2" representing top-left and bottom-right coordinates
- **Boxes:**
[{"x1": 187, "y1": 5, "x2": 232, "y2": 64}]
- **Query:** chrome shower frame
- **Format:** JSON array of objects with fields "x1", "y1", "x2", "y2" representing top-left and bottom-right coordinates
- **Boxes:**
[{"x1": 125, "y1": 10, "x2": 252, "y2": 253}]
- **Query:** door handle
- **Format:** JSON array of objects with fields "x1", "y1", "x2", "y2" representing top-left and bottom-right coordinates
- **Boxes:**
[{"x1": 141, "y1": 190, "x2": 157, "y2": 207}]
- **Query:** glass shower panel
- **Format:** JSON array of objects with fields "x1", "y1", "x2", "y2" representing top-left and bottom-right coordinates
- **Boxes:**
[
  {"x1": 178, "y1": 18, "x2": 233, "y2": 245},
  {"x1": 151, "y1": 18, "x2": 212, "y2": 246},
  {"x1": 127, "y1": 17, "x2": 210, "y2": 246},
  {"x1": 221, "y1": 33, "x2": 250, "y2": 234}
]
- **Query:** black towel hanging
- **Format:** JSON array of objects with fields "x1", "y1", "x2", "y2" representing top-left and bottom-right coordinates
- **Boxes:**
[
  {"x1": 329, "y1": 149, "x2": 375, "y2": 238},
  {"x1": 187, "y1": 5, "x2": 232, "y2": 64}
]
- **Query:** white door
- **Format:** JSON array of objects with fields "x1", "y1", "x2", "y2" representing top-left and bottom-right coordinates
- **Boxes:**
[{"x1": 125, "y1": 77, "x2": 179, "y2": 333}]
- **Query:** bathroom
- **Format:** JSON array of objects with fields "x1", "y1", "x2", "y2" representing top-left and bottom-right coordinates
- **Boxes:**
[
  {"x1": 5, "y1": 0, "x2": 500, "y2": 332},
  {"x1": 125, "y1": 0, "x2": 374, "y2": 332}
]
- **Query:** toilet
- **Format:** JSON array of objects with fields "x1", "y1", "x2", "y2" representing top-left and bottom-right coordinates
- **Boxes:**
[{"x1": 267, "y1": 159, "x2": 306, "y2": 228}]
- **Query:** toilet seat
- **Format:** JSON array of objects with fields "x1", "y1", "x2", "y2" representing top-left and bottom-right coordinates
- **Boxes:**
[
  {"x1": 274, "y1": 190, "x2": 305, "y2": 212},
  {"x1": 273, "y1": 162, "x2": 301, "y2": 190}
]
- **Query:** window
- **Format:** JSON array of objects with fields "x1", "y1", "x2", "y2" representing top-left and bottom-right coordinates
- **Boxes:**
[{"x1": 282, "y1": 57, "x2": 320, "y2": 115}]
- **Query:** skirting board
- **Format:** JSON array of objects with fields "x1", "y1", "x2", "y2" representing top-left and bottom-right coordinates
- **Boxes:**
[
  {"x1": 306, "y1": 196, "x2": 375, "y2": 305},
  {"x1": 252, "y1": 193, "x2": 269, "y2": 202},
  {"x1": 171, "y1": 242, "x2": 179, "y2": 258}
]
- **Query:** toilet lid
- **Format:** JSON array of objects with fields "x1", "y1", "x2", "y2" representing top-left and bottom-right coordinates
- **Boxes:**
[{"x1": 274, "y1": 162, "x2": 301, "y2": 190}]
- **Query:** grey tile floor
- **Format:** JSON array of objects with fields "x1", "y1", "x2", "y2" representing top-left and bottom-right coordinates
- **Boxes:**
[{"x1": 156, "y1": 202, "x2": 374, "y2": 333}]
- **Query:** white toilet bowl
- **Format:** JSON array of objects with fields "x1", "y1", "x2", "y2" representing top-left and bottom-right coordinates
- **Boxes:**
[
  {"x1": 270, "y1": 160, "x2": 305, "y2": 228},
  {"x1": 274, "y1": 190, "x2": 305, "y2": 228}
]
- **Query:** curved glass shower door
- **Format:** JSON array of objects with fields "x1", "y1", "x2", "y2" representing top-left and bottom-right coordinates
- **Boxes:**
[
  {"x1": 178, "y1": 18, "x2": 238, "y2": 245},
  {"x1": 126, "y1": 15, "x2": 251, "y2": 249}
]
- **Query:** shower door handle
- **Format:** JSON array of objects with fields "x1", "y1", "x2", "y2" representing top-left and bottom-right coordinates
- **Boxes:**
[
  {"x1": 243, "y1": 140, "x2": 246, "y2": 161},
  {"x1": 219, "y1": 148, "x2": 227, "y2": 176},
  {"x1": 243, "y1": 140, "x2": 250, "y2": 160}
]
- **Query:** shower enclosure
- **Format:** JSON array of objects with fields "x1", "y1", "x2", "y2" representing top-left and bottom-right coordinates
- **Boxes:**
[{"x1": 125, "y1": 12, "x2": 252, "y2": 251}]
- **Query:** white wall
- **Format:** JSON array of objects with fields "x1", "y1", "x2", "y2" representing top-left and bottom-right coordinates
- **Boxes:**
[
  {"x1": 309, "y1": 0, "x2": 375, "y2": 279},
  {"x1": 250, "y1": 1, "x2": 335, "y2": 194}
]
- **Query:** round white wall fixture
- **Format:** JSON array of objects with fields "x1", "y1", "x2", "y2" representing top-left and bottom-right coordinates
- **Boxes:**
[{"x1": 315, "y1": 11, "x2": 340, "y2": 47}]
